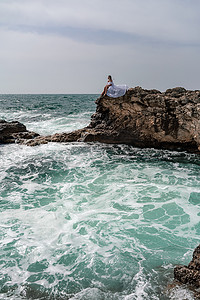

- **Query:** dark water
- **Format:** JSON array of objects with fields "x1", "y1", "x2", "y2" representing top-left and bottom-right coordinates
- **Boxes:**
[{"x1": 0, "y1": 94, "x2": 199, "y2": 299}]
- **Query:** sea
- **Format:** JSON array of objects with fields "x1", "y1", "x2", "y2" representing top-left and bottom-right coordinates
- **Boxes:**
[{"x1": 0, "y1": 94, "x2": 200, "y2": 300}]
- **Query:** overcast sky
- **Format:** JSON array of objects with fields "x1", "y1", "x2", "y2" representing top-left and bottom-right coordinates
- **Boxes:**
[{"x1": 0, "y1": 0, "x2": 200, "y2": 93}]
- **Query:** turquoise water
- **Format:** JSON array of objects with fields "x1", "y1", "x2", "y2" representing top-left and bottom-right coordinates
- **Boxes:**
[{"x1": 0, "y1": 94, "x2": 199, "y2": 299}]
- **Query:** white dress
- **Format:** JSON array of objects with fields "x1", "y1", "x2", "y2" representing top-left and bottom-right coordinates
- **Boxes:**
[{"x1": 106, "y1": 81, "x2": 129, "y2": 98}]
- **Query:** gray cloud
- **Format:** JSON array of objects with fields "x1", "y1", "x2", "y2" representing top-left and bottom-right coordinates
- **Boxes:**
[
  {"x1": 1, "y1": 0, "x2": 200, "y2": 45},
  {"x1": 0, "y1": 0, "x2": 200, "y2": 93}
]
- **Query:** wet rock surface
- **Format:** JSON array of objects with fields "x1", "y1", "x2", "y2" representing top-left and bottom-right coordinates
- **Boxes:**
[
  {"x1": 0, "y1": 119, "x2": 39, "y2": 144},
  {"x1": 174, "y1": 244, "x2": 200, "y2": 299},
  {"x1": 1, "y1": 86, "x2": 200, "y2": 153}
]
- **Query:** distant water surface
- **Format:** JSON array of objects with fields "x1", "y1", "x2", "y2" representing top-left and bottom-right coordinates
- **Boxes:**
[{"x1": 0, "y1": 94, "x2": 199, "y2": 300}]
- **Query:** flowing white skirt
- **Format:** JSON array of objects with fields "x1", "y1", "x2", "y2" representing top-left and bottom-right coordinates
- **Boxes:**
[{"x1": 107, "y1": 84, "x2": 129, "y2": 98}]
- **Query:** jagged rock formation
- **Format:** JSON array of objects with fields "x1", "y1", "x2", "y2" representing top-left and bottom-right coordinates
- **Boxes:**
[
  {"x1": 1, "y1": 87, "x2": 200, "y2": 153},
  {"x1": 174, "y1": 244, "x2": 200, "y2": 298},
  {"x1": 0, "y1": 119, "x2": 39, "y2": 144},
  {"x1": 86, "y1": 86, "x2": 200, "y2": 153},
  {"x1": 24, "y1": 86, "x2": 200, "y2": 153}
]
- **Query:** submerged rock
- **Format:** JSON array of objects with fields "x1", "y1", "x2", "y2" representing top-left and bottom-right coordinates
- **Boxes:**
[
  {"x1": 1, "y1": 86, "x2": 200, "y2": 153},
  {"x1": 174, "y1": 244, "x2": 200, "y2": 298},
  {"x1": 0, "y1": 119, "x2": 39, "y2": 144}
]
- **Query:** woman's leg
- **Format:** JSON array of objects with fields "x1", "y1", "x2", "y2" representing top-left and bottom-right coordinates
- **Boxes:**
[
  {"x1": 102, "y1": 85, "x2": 110, "y2": 96},
  {"x1": 101, "y1": 86, "x2": 107, "y2": 96}
]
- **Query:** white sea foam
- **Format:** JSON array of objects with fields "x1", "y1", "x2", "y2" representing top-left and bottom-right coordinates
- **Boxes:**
[
  {"x1": 168, "y1": 286, "x2": 194, "y2": 300},
  {"x1": 0, "y1": 136, "x2": 200, "y2": 299},
  {"x1": 0, "y1": 107, "x2": 93, "y2": 135},
  {"x1": 26, "y1": 112, "x2": 93, "y2": 135},
  {"x1": 0, "y1": 109, "x2": 49, "y2": 123}
]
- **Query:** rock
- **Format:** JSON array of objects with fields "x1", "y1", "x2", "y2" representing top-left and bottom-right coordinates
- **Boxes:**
[
  {"x1": 0, "y1": 119, "x2": 40, "y2": 144},
  {"x1": 174, "y1": 245, "x2": 200, "y2": 298},
  {"x1": 165, "y1": 87, "x2": 187, "y2": 97},
  {"x1": 71, "y1": 86, "x2": 200, "y2": 153},
  {"x1": 1, "y1": 86, "x2": 200, "y2": 153}
]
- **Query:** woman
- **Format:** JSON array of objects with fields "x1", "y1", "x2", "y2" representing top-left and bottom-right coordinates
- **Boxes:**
[
  {"x1": 101, "y1": 75, "x2": 129, "y2": 98},
  {"x1": 101, "y1": 75, "x2": 113, "y2": 97}
]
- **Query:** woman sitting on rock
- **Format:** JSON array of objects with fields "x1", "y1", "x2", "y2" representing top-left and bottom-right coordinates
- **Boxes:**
[{"x1": 101, "y1": 75, "x2": 129, "y2": 98}]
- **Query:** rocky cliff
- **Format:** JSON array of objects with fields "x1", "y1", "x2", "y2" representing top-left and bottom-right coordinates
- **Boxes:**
[
  {"x1": 174, "y1": 244, "x2": 200, "y2": 298},
  {"x1": 85, "y1": 86, "x2": 200, "y2": 153},
  {"x1": 1, "y1": 87, "x2": 200, "y2": 153}
]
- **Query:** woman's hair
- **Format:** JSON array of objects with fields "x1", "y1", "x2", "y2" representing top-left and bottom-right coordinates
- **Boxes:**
[{"x1": 108, "y1": 75, "x2": 112, "y2": 81}]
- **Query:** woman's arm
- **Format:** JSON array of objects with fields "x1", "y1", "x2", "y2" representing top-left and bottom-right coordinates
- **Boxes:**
[{"x1": 106, "y1": 83, "x2": 112, "y2": 88}]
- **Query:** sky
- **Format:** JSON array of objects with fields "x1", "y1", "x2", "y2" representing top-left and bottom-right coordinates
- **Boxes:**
[{"x1": 0, "y1": 0, "x2": 200, "y2": 94}]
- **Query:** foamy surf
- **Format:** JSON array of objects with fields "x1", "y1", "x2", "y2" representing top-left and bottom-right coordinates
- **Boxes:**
[{"x1": 0, "y1": 94, "x2": 199, "y2": 299}]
